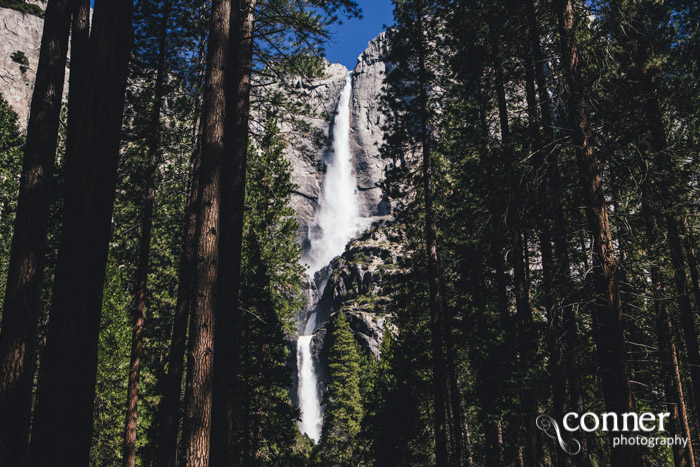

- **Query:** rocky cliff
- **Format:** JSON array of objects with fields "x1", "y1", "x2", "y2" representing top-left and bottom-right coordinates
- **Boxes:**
[
  {"x1": 287, "y1": 33, "x2": 391, "y2": 249},
  {"x1": 0, "y1": 4, "x2": 66, "y2": 129}
]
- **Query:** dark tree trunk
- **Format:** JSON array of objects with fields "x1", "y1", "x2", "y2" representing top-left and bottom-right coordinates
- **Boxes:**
[
  {"x1": 210, "y1": 0, "x2": 256, "y2": 463},
  {"x1": 155, "y1": 122, "x2": 203, "y2": 467},
  {"x1": 180, "y1": 0, "x2": 231, "y2": 465},
  {"x1": 28, "y1": 0, "x2": 133, "y2": 463},
  {"x1": 555, "y1": 0, "x2": 640, "y2": 464},
  {"x1": 443, "y1": 317, "x2": 464, "y2": 467},
  {"x1": 414, "y1": 14, "x2": 448, "y2": 467},
  {"x1": 641, "y1": 199, "x2": 696, "y2": 467},
  {"x1": 0, "y1": 0, "x2": 71, "y2": 464},
  {"x1": 122, "y1": 3, "x2": 171, "y2": 466},
  {"x1": 523, "y1": 1, "x2": 587, "y2": 462},
  {"x1": 472, "y1": 70, "x2": 507, "y2": 467},
  {"x1": 155, "y1": 18, "x2": 209, "y2": 466}
]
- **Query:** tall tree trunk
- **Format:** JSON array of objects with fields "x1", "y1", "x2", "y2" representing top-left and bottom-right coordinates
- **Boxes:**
[
  {"x1": 122, "y1": 3, "x2": 171, "y2": 466},
  {"x1": 155, "y1": 17, "x2": 208, "y2": 465},
  {"x1": 472, "y1": 70, "x2": 507, "y2": 467},
  {"x1": 555, "y1": 1, "x2": 640, "y2": 464},
  {"x1": 523, "y1": 2, "x2": 588, "y2": 462},
  {"x1": 210, "y1": 0, "x2": 256, "y2": 463},
  {"x1": 415, "y1": 14, "x2": 448, "y2": 467},
  {"x1": 155, "y1": 124, "x2": 203, "y2": 467},
  {"x1": 180, "y1": 0, "x2": 230, "y2": 465},
  {"x1": 443, "y1": 316, "x2": 464, "y2": 467},
  {"x1": 28, "y1": 0, "x2": 133, "y2": 463},
  {"x1": 641, "y1": 199, "x2": 696, "y2": 467},
  {"x1": 0, "y1": 0, "x2": 71, "y2": 464}
]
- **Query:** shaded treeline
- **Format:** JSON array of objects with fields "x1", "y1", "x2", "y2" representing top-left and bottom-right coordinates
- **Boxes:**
[{"x1": 353, "y1": 0, "x2": 700, "y2": 466}]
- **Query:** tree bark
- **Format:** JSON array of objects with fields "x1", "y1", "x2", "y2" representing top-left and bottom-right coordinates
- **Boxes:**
[
  {"x1": 443, "y1": 314, "x2": 465, "y2": 467},
  {"x1": 210, "y1": 0, "x2": 256, "y2": 463},
  {"x1": 555, "y1": 0, "x2": 641, "y2": 464},
  {"x1": 0, "y1": 0, "x2": 71, "y2": 464},
  {"x1": 180, "y1": 1, "x2": 230, "y2": 465},
  {"x1": 155, "y1": 17, "x2": 208, "y2": 466},
  {"x1": 523, "y1": 1, "x2": 588, "y2": 463},
  {"x1": 28, "y1": 0, "x2": 133, "y2": 464},
  {"x1": 155, "y1": 127, "x2": 203, "y2": 467},
  {"x1": 472, "y1": 69, "x2": 507, "y2": 467},
  {"x1": 641, "y1": 199, "x2": 696, "y2": 467},
  {"x1": 122, "y1": 3, "x2": 170, "y2": 466}
]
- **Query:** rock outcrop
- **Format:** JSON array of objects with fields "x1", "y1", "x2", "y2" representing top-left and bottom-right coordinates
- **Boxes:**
[
  {"x1": 350, "y1": 32, "x2": 391, "y2": 220},
  {"x1": 311, "y1": 219, "x2": 401, "y2": 362},
  {"x1": 0, "y1": 5, "x2": 53, "y2": 129}
]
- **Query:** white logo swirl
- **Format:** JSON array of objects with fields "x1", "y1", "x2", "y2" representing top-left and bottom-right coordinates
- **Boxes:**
[{"x1": 536, "y1": 415, "x2": 582, "y2": 455}]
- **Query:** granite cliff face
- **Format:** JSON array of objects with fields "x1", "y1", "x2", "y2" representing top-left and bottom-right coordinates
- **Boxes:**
[
  {"x1": 350, "y1": 32, "x2": 390, "y2": 221},
  {"x1": 0, "y1": 4, "x2": 63, "y2": 129},
  {"x1": 288, "y1": 33, "x2": 391, "y2": 249}
]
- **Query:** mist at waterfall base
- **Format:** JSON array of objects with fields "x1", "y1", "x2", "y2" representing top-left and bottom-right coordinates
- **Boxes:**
[{"x1": 296, "y1": 73, "x2": 361, "y2": 443}]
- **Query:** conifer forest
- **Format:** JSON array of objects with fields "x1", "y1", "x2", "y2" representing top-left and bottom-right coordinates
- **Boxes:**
[{"x1": 2, "y1": 0, "x2": 700, "y2": 465}]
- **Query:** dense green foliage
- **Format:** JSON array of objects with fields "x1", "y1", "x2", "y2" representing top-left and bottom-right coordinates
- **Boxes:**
[
  {"x1": 356, "y1": 0, "x2": 700, "y2": 465},
  {"x1": 235, "y1": 118, "x2": 307, "y2": 465},
  {"x1": 0, "y1": 93, "x2": 23, "y2": 313},
  {"x1": 319, "y1": 311, "x2": 363, "y2": 465}
]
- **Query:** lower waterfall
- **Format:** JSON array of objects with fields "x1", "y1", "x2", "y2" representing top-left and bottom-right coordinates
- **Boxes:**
[{"x1": 296, "y1": 72, "x2": 359, "y2": 442}]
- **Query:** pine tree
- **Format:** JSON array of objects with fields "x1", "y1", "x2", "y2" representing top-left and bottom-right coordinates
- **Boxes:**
[
  {"x1": 180, "y1": 0, "x2": 230, "y2": 464},
  {"x1": 0, "y1": 94, "x2": 23, "y2": 305},
  {"x1": 320, "y1": 311, "x2": 363, "y2": 466},
  {"x1": 237, "y1": 117, "x2": 305, "y2": 465}
]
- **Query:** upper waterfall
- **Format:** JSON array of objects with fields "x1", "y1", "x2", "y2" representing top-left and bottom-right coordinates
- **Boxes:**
[{"x1": 302, "y1": 73, "x2": 360, "y2": 274}]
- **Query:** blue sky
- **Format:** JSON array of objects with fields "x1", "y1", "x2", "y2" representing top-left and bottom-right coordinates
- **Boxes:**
[
  {"x1": 90, "y1": 0, "x2": 394, "y2": 70},
  {"x1": 323, "y1": 0, "x2": 394, "y2": 69}
]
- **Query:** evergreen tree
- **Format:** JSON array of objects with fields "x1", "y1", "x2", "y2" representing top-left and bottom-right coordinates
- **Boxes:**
[
  {"x1": 320, "y1": 310, "x2": 363, "y2": 466},
  {"x1": 237, "y1": 117, "x2": 306, "y2": 465},
  {"x1": 0, "y1": 94, "x2": 23, "y2": 311}
]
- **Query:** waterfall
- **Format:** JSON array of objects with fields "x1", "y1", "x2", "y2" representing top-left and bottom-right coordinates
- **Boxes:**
[
  {"x1": 302, "y1": 73, "x2": 360, "y2": 273},
  {"x1": 296, "y1": 73, "x2": 359, "y2": 442}
]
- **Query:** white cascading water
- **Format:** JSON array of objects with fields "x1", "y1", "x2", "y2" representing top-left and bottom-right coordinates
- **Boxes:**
[
  {"x1": 296, "y1": 73, "x2": 359, "y2": 442},
  {"x1": 302, "y1": 73, "x2": 360, "y2": 273}
]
